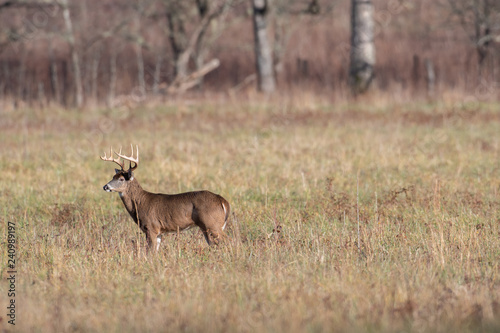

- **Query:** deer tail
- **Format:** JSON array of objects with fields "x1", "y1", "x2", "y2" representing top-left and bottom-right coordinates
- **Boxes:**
[{"x1": 221, "y1": 198, "x2": 230, "y2": 230}]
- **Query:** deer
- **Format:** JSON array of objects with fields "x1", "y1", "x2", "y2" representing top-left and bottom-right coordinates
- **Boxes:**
[{"x1": 101, "y1": 145, "x2": 230, "y2": 252}]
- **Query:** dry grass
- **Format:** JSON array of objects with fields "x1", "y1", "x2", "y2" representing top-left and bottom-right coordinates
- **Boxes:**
[{"x1": 1, "y1": 93, "x2": 500, "y2": 332}]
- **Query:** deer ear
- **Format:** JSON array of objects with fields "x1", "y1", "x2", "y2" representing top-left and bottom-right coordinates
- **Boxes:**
[{"x1": 115, "y1": 169, "x2": 121, "y2": 174}]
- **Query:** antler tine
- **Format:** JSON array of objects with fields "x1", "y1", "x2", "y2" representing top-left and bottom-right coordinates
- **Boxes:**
[
  {"x1": 100, "y1": 146, "x2": 125, "y2": 170},
  {"x1": 115, "y1": 144, "x2": 139, "y2": 171}
]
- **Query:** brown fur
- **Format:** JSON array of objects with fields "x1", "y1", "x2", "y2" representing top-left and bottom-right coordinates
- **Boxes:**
[{"x1": 104, "y1": 171, "x2": 230, "y2": 251}]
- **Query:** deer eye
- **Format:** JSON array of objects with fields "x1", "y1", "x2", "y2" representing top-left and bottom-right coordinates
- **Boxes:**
[{"x1": 119, "y1": 178, "x2": 125, "y2": 182}]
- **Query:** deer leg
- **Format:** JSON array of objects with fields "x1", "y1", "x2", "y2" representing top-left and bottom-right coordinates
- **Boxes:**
[
  {"x1": 206, "y1": 228, "x2": 227, "y2": 246},
  {"x1": 196, "y1": 210, "x2": 227, "y2": 246},
  {"x1": 156, "y1": 234, "x2": 162, "y2": 251},
  {"x1": 201, "y1": 229, "x2": 211, "y2": 246},
  {"x1": 145, "y1": 229, "x2": 159, "y2": 253}
]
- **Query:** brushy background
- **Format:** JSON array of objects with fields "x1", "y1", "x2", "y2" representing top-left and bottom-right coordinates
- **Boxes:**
[
  {"x1": 1, "y1": 0, "x2": 499, "y2": 108},
  {"x1": 1, "y1": 92, "x2": 500, "y2": 332}
]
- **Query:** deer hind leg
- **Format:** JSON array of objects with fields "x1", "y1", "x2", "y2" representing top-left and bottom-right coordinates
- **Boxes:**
[
  {"x1": 199, "y1": 224, "x2": 226, "y2": 246},
  {"x1": 195, "y1": 208, "x2": 227, "y2": 246},
  {"x1": 206, "y1": 226, "x2": 227, "y2": 245},
  {"x1": 201, "y1": 229, "x2": 211, "y2": 245}
]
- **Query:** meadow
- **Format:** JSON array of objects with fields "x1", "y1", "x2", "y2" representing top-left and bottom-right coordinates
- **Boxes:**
[{"x1": 1, "y1": 93, "x2": 500, "y2": 332}]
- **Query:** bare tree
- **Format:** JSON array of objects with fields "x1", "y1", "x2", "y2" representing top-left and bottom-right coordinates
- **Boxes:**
[
  {"x1": 152, "y1": 50, "x2": 164, "y2": 94},
  {"x1": 252, "y1": 0, "x2": 275, "y2": 93},
  {"x1": 107, "y1": 41, "x2": 119, "y2": 107},
  {"x1": 348, "y1": 0, "x2": 375, "y2": 95},
  {"x1": 162, "y1": 0, "x2": 231, "y2": 85},
  {"x1": 48, "y1": 35, "x2": 61, "y2": 104},
  {"x1": 134, "y1": 1, "x2": 146, "y2": 96},
  {"x1": 60, "y1": 0, "x2": 83, "y2": 107},
  {"x1": 447, "y1": 0, "x2": 500, "y2": 77}
]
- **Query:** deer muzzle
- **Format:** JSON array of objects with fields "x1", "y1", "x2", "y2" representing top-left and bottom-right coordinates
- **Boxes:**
[{"x1": 103, "y1": 184, "x2": 112, "y2": 192}]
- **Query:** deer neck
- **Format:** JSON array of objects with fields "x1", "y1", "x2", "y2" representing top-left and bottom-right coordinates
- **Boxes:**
[{"x1": 118, "y1": 179, "x2": 147, "y2": 222}]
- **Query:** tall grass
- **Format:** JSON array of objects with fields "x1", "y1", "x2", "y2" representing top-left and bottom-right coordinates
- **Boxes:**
[{"x1": 1, "y1": 95, "x2": 500, "y2": 332}]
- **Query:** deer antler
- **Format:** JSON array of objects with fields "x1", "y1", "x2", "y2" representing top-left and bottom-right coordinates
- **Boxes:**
[
  {"x1": 115, "y1": 144, "x2": 139, "y2": 171},
  {"x1": 100, "y1": 146, "x2": 125, "y2": 170}
]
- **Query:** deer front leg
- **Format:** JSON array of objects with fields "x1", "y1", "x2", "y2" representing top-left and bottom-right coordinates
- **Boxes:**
[
  {"x1": 156, "y1": 234, "x2": 162, "y2": 251},
  {"x1": 145, "y1": 229, "x2": 159, "y2": 253}
]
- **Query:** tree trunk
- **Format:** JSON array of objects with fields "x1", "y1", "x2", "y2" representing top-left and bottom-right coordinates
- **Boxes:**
[
  {"x1": 425, "y1": 58, "x2": 435, "y2": 97},
  {"x1": 37, "y1": 82, "x2": 46, "y2": 108},
  {"x1": 349, "y1": 0, "x2": 375, "y2": 95},
  {"x1": 49, "y1": 38, "x2": 61, "y2": 105},
  {"x1": 194, "y1": 0, "x2": 208, "y2": 90},
  {"x1": 166, "y1": 10, "x2": 188, "y2": 79},
  {"x1": 164, "y1": 1, "x2": 230, "y2": 90},
  {"x1": 134, "y1": 7, "x2": 146, "y2": 96},
  {"x1": 90, "y1": 45, "x2": 101, "y2": 104},
  {"x1": 252, "y1": 0, "x2": 275, "y2": 93},
  {"x1": 0, "y1": 61, "x2": 7, "y2": 101},
  {"x1": 61, "y1": 0, "x2": 83, "y2": 108},
  {"x1": 136, "y1": 43, "x2": 146, "y2": 96},
  {"x1": 107, "y1": 47, "x2": 117, "y2": 107},
  {"x1": 153, "y1": 52, "x2": 163, "y2": 94},
  {"x1": 17, "y1": 50, "x2": 27, "y2": 105}
]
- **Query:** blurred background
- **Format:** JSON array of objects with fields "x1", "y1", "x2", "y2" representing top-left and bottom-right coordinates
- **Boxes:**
[{"x1": 0, "y1": 0, "x2": 499, "y2": 109}]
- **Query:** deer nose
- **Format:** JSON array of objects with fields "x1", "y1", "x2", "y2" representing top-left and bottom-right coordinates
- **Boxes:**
[{"x1": 103, "y1": 184, "x2": 110, "y2": 192}]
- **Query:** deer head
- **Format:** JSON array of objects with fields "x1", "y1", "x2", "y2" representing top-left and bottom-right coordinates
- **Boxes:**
[{"x1": 101, "y1": 144, "x2": 139, "y2": 193}]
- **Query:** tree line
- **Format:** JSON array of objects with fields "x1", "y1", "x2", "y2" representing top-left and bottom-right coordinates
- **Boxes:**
[{"x1": 0, "y1": 0, "x2": 499, "y2": 108}]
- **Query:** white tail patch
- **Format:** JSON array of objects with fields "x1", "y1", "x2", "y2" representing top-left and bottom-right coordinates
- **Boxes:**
[
  {"x1": 222, "y1": 202, "x2": 228, "y2": 230},
  {"x1": 222, "y1": 202, "x2": 227, "y2": 215}
]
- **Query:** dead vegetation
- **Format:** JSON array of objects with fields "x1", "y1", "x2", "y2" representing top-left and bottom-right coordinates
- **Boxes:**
[
  {"x1": 1, "y1": 96, "x2": 500, "y2": 332},
  {"x1": 0, "y1": 0, "x2": 499, "y2": 108}
]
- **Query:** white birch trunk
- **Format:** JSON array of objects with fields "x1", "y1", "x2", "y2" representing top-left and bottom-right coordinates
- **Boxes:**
[
  {"x1": 134, "y1": 9, "x2": 146, "y2": 96},
  {"x1": 349, "y1": 0, "x2": 375, "y2": 94},
  {"x1": 252, "y1": 0, "x2": 275, "y2": 93},
  {"x1": 61, "y1": 0, "x2": 83, "y2": 107}
]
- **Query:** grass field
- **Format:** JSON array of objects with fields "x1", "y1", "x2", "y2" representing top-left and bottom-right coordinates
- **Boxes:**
[{"x1": 1, "y1": 93, "x2": 500, "y2": 332}]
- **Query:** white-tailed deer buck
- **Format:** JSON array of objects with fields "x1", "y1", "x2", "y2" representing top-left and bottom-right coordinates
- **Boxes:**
[{"x1": 101, "y1": 145, "x2": 230, "y2": 251}]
